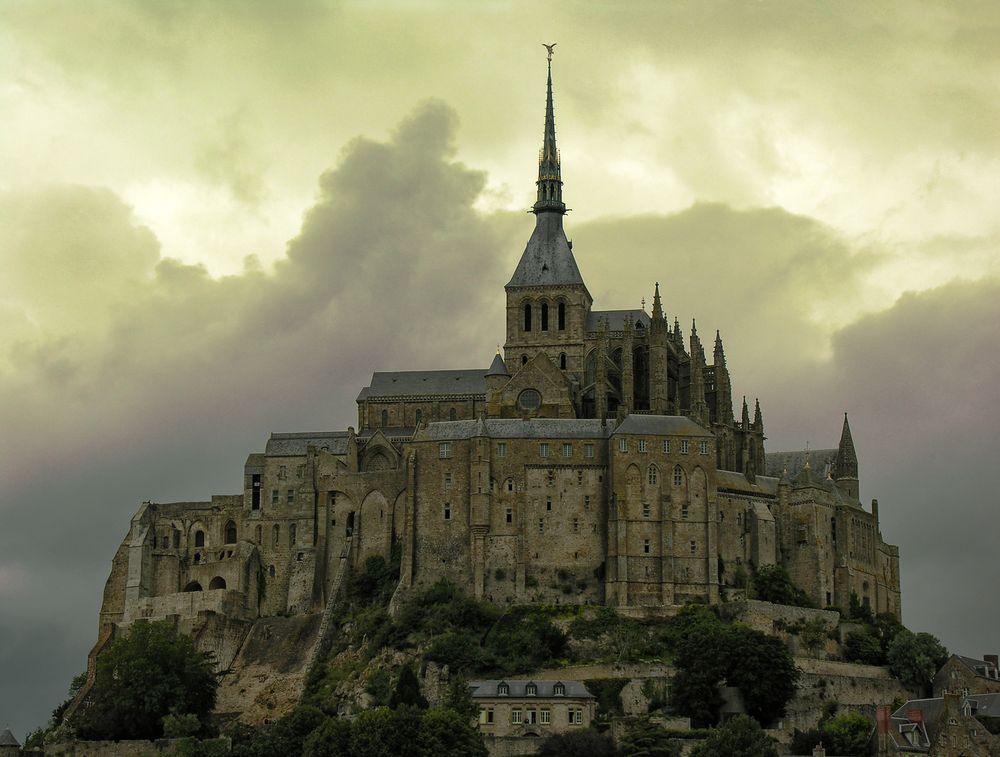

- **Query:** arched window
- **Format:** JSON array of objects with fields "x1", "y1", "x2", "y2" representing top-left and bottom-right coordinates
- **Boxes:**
[
  {"x1": 184, "y1": 581, "x2": 203, "y2": 592},
  {"x1": 209, "y1": 576, "x2": 227, "y2": 590},
  {"x1": 523, "y1": 303, "x2": 532, "y2": 332},
  {"x1": 558, "y1": 302, "x2": 566, "y2": 331},
  {"x1": 540, "y1": 303, "x2": 549, "y2": 331},
  {"x1": 559, "y1": 353, "x2": 567, "y2": 370},
  {"x1": 194, "y1": 530, "x2": 205, "y2": 548},
  {"x1": 415, "y1": 409, "x2": 422, "y2": 426},
  {"x1": 673, "y1": 465, "x2": 684, "y2": 487},
  {"x1": 521, "y1": 354, "x2": 528, "y2": 365},
  {"x1": 272, "y1": 524, "x2": 280, "y2": 547},
  {"x1": 224, "y1": 521, "x2": 237, "y2": 544},
  {"x1": 289, "y1": 523, "x2": 297, "y2": 547},
  {"x1": 449, "y1": 407, "x2": 457, "y2": 421},
  {"x1": 381, "y1": 409, "x2": 388, "y2": 427},
  {"x1": 506, "y1": 478, "x2": 514, "y2": 492},
  {"x1": 648, "y1": 465, "x2": 658, "y2": 485},
  {"x1": 268, "y1": 565, "x2": 276, "y2": 578}
]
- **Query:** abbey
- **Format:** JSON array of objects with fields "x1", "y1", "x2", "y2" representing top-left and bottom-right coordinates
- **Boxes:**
[{"x1": 88, "y1": 57, "x2": 901, "y2": 684}]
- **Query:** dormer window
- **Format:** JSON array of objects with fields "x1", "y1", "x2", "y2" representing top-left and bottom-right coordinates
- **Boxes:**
[
  {"x1": 553, "y1": 682, "x2": 566, "y2": 696},
  {"x1": 526, "y1": 682, "x2": 537, "y2": 696},
  {"x1": 497, "y1": 682, "x2": 509, "y2": 696}
]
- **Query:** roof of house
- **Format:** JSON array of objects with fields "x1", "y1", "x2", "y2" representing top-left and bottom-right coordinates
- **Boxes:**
[
  {"x1": 0, "y1": 729, "x2": 20, "y2": 747},
  {"x1": 613, "y1": 414, "x2": 713, "y2": 437},
  {"x1": 954, "y1": 654, "x2": 1000, "y2": 679},
  {"x1": 470, "y1": 679, "x2": 594, "y2": 699},
  {"x1": 586, "y1": 309, "x2": 650, "y2": 333},
  {"x1": 506, "y1": 212, "x2": 586, "y2": 289},
  {"x1": 359, "y1": 369, "x2": 488, "y2": 400},
  {"x1": 764, "y1": 449, "x2": 837, "y2": 479}
]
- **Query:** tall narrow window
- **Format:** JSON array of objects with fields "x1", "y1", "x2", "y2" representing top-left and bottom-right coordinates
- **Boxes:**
[
  {"x1": 541, "y1": 303, "x2": 549, "y2": 331},
  {"x1": 558, "y1": 302, "x2": 566, "y2": 330},
  {"x1": 195, "y1": 530, "x2": 205, "y2": 548},
  {"x1": 415, "y1": 409, "x2": 422, "y2": 426},
  {"x1": 522, "y1": 354, "x2": 528, "y2": 365},
  {"x1": 251, "y1": 474, "x2": 261, "y2": 510},
  {"x1": 381, "y1": 409, "x2": 388, "y2": 427},
  {"x1": 524, "y1": 303, "x2": 532, "y2": 332},
  {"x1": 289, "y1": 523, "x2": 297, "y2": 547},
  {"x1": 449, "y1": 407, "x2": 457, "y2": 421},
  {"x1": 224, "y1": 521, "x2": 237, "y2": 544},
  {"x1": 648, "y1": 465, "x2": 658, "y2": 485},
  {"x1": 560, "y1": 352, "x2": 567, "y2": 370},
  {"x1": 673, "y1": 465, "x2": 684, "y2": 487}
]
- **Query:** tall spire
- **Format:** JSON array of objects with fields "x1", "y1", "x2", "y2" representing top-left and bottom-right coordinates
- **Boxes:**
[
  {"x1": 835, "y1": 412, "x2": 859, "y2": 479},
  {"x1": 534, "y1": 44, "x2": 565, "y2": 215},
  {"x1": 652, "y1": 282, "x2": 663, "y2": 320}
]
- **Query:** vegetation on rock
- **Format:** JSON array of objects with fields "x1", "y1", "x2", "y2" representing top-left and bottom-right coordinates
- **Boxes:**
[{"x1": 688, "y1": 714, "x2": 778, "y2": 757}]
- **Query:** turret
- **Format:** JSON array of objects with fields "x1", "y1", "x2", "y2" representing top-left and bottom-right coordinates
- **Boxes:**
[
  {"x1": 689, "y1": 319, "x2": 709, "y2": 425},
  {"x1": 713, "y1": 330, "x2": 734, "y2": 424},
  {"x1": 595, "y1": 317, "x2": 609, "y2": 419},
  {"x1": 833, "y1": 413, "x2": 860, "y2": 500},
  {"x1": 649, "y1": 283, "x2": 668, "y2": 414},
  {"x1": 621, "y1": 317, "x2": 634, "y2": 414},
  {"x1": 485, "y1": 350, "x2": 510, "y2": 404}
]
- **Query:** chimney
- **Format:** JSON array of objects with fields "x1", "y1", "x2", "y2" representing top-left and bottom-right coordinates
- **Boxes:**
[
  {"x1": 907, "y1": 708, "x2": 924, "y2": 725},
  {"x1": 984, "y1": 654, "x2": 998, "y2": 668},
  {"x1": 876, "y1": 704, "x2": 892, "y2": 734},
  {"x1": 812, "y1": 745, "x2": 827, "y2": 757}
]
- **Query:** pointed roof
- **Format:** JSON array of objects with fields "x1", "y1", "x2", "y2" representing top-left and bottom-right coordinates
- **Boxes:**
[
  {"x1": 652, "y1": 282, "x2": 663, "y2": 320},
  {"x1": 533, "y1": 48, "x2": 565, "y2": 215},
  {"x1": 834, "y1": 412, "x2": 859, "y2": 479},
  {"x1": 0, "y1": 729, "x2": 19, "y2": 747},
  {"x1": 485, "y1": 351, "x2": 510, "y2": 377}
]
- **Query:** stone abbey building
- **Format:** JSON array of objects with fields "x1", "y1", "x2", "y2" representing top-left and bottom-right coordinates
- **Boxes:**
[{"x1": 88, "y1": 56, "x2": 901, "y2": 686}]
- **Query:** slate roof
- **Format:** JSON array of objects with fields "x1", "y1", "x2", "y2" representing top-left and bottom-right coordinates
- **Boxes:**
[
  {"x1": 614, "y1": 414, "x2": 713, "y2": 437},
  {"x1": 956, "y1": 654, "x2": 1000, "y2": 679},
  {"x1": 414, "y1": 418, "x2": 612, "y2": 441},
  {"x1": 715, "y1": 470, "x2": 779, "y2": 496},
  {"x1": 506, "y1": 213, "x2": 586, "y2": 289},
  {"x1": 485, "y1": 352, "x2": 510, "y2": 377},
  {"x1": 470, "y1": 679, "x2": 594, "y2": 699},
  {"x1": 765, "y1": 449, "x2": 837, "y2": 478},
  {"x1": 359, "y1": 370, "x2": 488, "y2": 400},
  {"x1": 586, "y1": 309, "x2": 650, "y2": 333},
  {"x1": 266, "y1": 432, "x2": 349, "y2": 456},
  {"x1": 0, "y1": 729, "x2": 20, "y2": 747}
]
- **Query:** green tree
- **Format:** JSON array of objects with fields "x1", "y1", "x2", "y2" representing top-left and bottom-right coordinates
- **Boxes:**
[
  {"x1": 538, "y1": 729, "x2": 618, "y2": 757},
  {"x1": 725, "y1": 627, "x2": 800, "y2": 725},
  {"x1": 689, "y1": 715, "x2": 778, "y2": 757},
  {"x1": 752, "y1": 565, "x2": 812, "y2": 608},
  {"x1": 442, "y1": 676, "x2": 478, "y2": 720},
  {"x1": 349, "y1": 707, "x2": 422, "y2": 757},
  {"x1": 823, "y1": 711, "x2": 873, "y2": 757},
  {"x1": 389, "y1": 666, "x2": 428, "y2": 710},
  {"x1": 302, "y1": 717, "x2": 352, "y2": 757},
  {"x1": 669, "y1": 628, "x2": 728, "y2": 726},
  {"x1": 844, "y1": 629, "x2": 885, "y2": 665},
  {"x1": 416, "y1": 708, "x2": 488, "y2": 757},
  {"x1": 72, "y1": 620, "x2": 217, "y2": 741},
  {"x1": 887, "y1": 630, "x2": 948, "y2": 694},
  {"x1": 618, "y1": 720, "x2": 680, "y2": 756}
]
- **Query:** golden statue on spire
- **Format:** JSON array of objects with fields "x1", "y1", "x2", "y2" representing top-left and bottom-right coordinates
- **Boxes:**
[{"x1": 542, "y1": 42, "x2": 557, "y2": 61}]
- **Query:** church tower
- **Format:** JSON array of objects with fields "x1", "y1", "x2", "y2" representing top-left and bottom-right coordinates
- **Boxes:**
[{"x1": 504, "y1": 46, "x2": 592, "y2": 385}]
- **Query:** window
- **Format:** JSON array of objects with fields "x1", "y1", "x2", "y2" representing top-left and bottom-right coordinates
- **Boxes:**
[
  {"x1": 526, "y1": 682, "x2": 537, "y2": 696},
  {"x1": 546, "y1": 497, "x2": 552, "y2": 511},
  {"x1": 562, "y1": 443, "x2": 572, "y2": 458},
  {"x1": 438, "y1": 442, "x2": 451, "y2": 459},
  {"x1": 523, "y1": 303, "x2": 532, "y2": 331},
  {"x1": 444, "y1": 472, "x2": 453, "y2": 488},
  {"x1": 497, "y1": 442, "x2": 507, "y2": 458},
  {"x1": 558, "y1": 302, "x2": 566, "y2": 330},
  {"x1": 585, "y1": 444, "x2": 594, "y2": 458},
  {"x1": 539, "y1": 443, "x2": 550, "y2": 458},
  {"x1": 663, "y1": 439, "x2": 671, "y2": 453},
  {"x1": 251, "y1": 473, "x2": 261, "y2": 510},
  {"x1": 546, "y1": 469, "x2": 554, "y2": 487},
  {"x1": 444, "y1": 505, "x2": 451, "y2": 520},
  {"x1": 571, "y1": 708, "x2": 583, "y2": 725},
  {"x1": 511, "y1": 710, "x2": 522, "y2": 724},
  {"x1": 577, "y1": 470, "x2": 583, "y2": 484},
  {"x1": 272, "y1": 524, "x2": 279, "y2": 547},
  {"x1": 540, "y1": 709, "x2": 551, "y2": 724},
  {"x1": 553, "y1": 682, "x2": 566, "y2": 696},
  {"x1": 506, "y1": 478, "x2": 515, "y2": 492},
  {"x1": 271, "y1": 489, "x2": 279, "y2": 505},
  {"x1": 289, "y1": 523, "x2": 297, "y2": 546},
  {"x1": 498, "y1": 682, "x2": 509, "y2": 696},
  {"x1": 479, "y1": 707, "x2": 494, "y2": 725},
  {"x1": 682, "y1": 504, "x2": 689, "y2": 519},
  {"x1": 560, "y1": 352, "x2": 567, "y2": 369},
  {"x1": 522, "y1": 354, "x2": 528, "y2": 365},
  {"x1": 449, "y1": 407, "x2": 457, "y2": 421},
  {"x1": 648, "y1": 465, "x2": 658, "y2": 485},
  {"x1": 643, "y1": 503, "x2": 651, "y2": 518},
  {"x1": 690, "y1": 540, "x2": 696, "y2": 554},
  {"x1": 539, "y1": 519, "x2": 544, "y2": 533},
  {"x1": 195, "y1": 530, "x2": 205, "y2": 548},
  {"x1": 526, "y1": 708, "x2": 537, "y2": 724},
  {"x1": 572, "y1": 517, "x2": 579, "y2": 533},
  {"x1": 381, "y1": 409, "x2": 388, "y2": 427},
  {"x1": 541, "y1": 303, "x2": 549, "y2": 331},
  {"x1": 519, "y1": 389, "x2": 542, "y2": 411},
  {"x1": 278, "y1": 465, "x2": 287, "y2": 480},
  {"x1": 224, "y1": 521, "x2": 237, "y2": 544},
  {"x1": 286, "y1": 489, "x2": 294, "y2": 504},
  {"x1": 644, "y1": 539, "x2": 650, "y2": 554},
  {"x1": 584, "y1": 495, "x2": 590, "y2": 509},
  {"x1": 415, "y1": 409, "x2": 422, "y2": 426},
  {"x1": 673, "y1": 465, "x2": 684, "y2": 486},
  {"x1": 618, "y1": 438, "x2": 628, "y2": 452},
  {"x1": 681, "y1": 440, "x2": 689, "y2": 454},
  {"x1": 700, "y1": 440, "x2": 709, "y2": 455},
  {"x1": 638, "y1": 439, "x2": 647, "y2": 453},
  {"x1": 506, "y1": 508, "x2": 513, "y2": 524}
]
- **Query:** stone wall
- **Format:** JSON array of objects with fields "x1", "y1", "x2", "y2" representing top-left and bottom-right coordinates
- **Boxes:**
[{"x1": 45, "y1": 739, "x2": 229, "y2": 756}]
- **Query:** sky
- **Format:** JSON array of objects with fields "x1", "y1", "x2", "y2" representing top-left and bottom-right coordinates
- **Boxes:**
[{"x1": 1, "y1": 0, "x2": 999, "y2": 739}]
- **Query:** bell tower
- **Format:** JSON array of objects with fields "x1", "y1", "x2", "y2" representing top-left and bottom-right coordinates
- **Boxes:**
[{"x1": 504, "y1": 44, "x2": 592, "y2": 383}]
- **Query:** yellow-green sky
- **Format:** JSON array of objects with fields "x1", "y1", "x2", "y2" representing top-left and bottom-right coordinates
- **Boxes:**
[{"x1": 1, "y1": 1, "x2": 998, "y2": 738}]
